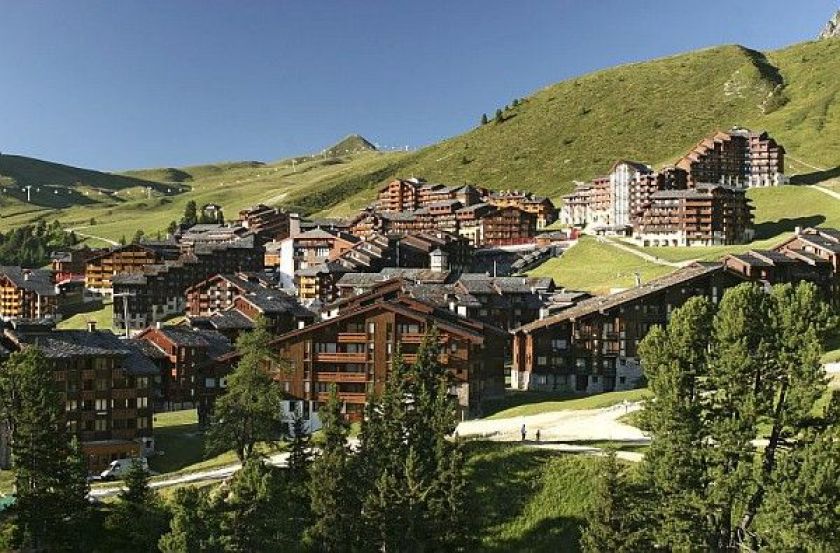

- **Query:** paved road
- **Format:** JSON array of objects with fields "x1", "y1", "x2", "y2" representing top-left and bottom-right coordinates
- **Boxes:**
[{"x1": 93, "y1": 405, "x2": 649, "y2": 496}]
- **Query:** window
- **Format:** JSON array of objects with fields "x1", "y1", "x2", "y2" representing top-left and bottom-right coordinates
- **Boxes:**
[
  {"x1": 551, "y1": 339, "x2": 567, "y2": 350},
  {"x1": 65, "y1": 400, "x2": 78, "y2": 412},
  {"x1": 368, "y1": 322, "x2": 375, "y2": 334},
  {"x1": 95, "y1": 399, "x2": 109, "y2": 411},
  {"x1": 95, "y1": 419, "x2": 109, "y2": 431},
  {"x1": 95, "y1": 379, "x2": 109, "y2": 392},
  {"x1": 316, "y1": 343, "x2": 337, "y2": 353},
  {"x1": 136, "y1": 397, "x2": 148, "y2": 408},
  {"x1": 220, "y1": 378, "x2": 228, "y2": 388},
  {"x1": 138, "y1": 417, "x2": 149, "y2": 429},
  {"x1": 537, "y1": 356, "x2": 548, "y2": 366},
  {"x1": 136, "y1": 377, "x2": 149, "y2": 389},
  {"x1": 205, "y1": 378, "x2": 216, "y2": 389}
]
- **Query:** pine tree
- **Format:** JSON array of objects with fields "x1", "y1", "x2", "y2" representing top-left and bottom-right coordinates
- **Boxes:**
[
  {"x1": 104, "y1": 458, "x2": 171, "y2": 552},
  {"x1": 159, "y1": 487, "x2": 223, "y2": 553},
  {"x1": 305, "y1": 386, "x2": 356, "y2": 551},
  {"x1": 609, "y1": 282, "x2": 839, "y2": 552},
  {"x1": 119, "y1": 234, "x2": 127, "y2": 246},
  {"x1": 167, "y1": 220, "x2": 178, "y2": 235},
  {"x1": 494, "y1": 108, "x2": 504, "y2": 123},
  {"x1": 0, "y1": 348, "x2": 91, "y2": 551},
  {"x1": 131, "y1": 229, "x2": 145, "y2": 244},
  {"x1": 581, "y1": 451, "x2": 649, "y2": 553},
  {"x1": 480, "y1": 113, "x2": 488, "y2": 125},
  {"x1": 206, "y1": 316, "x2": 285, "y2": 461},
  {"x1": 181, "y1": 200, "x2": 199, "y2": 227}
]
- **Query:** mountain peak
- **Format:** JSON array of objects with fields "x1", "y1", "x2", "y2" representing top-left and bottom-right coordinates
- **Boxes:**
[
  {"x1": 819, "y1": 8, "x2": 840, "y2": 39},
  {"x1": 324, "y1": 134, "x2": 377, "y2": 157}
]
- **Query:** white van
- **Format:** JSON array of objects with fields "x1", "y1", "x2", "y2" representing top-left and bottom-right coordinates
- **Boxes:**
[{"x1": 99, "y1": 457, "x2": 149, "y2": 481}]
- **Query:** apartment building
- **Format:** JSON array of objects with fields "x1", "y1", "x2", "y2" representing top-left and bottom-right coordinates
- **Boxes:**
[
  {"x1": 277, "y1": 228, "x2": 359, "y2": 288},
  {"x1": 511, "y1": 263, "x2": 742, "y2": 393},
  {"x1": 84, "y1": 244, "x2": 169, "y2": 294},
  {"x1": 216, "y1": 296, "x2": 506, "y2": 423},
  {"x1": 185, "y1": 272, "x2": 281, "y2": 316},
  {"x1": 774, "y1": 227, "x2": 840, "y2": 303},
  {"x1": 113, "y1": 237, "x2": 263, "y2": 331},
  {"x1": 677, "y1": 127, "x2": 786, "y2": 188},
  {"x1": 237, "y1": 204, "x2": 296, "y2": 240},
  {"x1": 722, "y1": 249, "x2": 834, "y2": 294},
  {"x1": 633, "y1": 184, "x2": 753, "y2": 247},
  {"x1": 0, "y1": 267, "x2": 60, "y2": 321},
  {"x1": 0, "y1": 321, "x2": 158, "y2": 471},
  {"x1": 134, "y1": 326, "x2": 232, "y2": 410},
  {"x1": 486, "y1": 190, "x2": 557, "y2": 229},
  {"x1": 481, "y1": 206, "x2": 537, "y2": 246}
]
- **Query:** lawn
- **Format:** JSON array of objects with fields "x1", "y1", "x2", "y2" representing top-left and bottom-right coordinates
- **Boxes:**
[
  {"x1": 527, "y1": 236, "x2": 672, "y2": 294},
  {"x1": 485, "y1": 388, "x2": 651, "y2": 420},
  {"x1": 58, "y1": 300, "x2": 114, "y2": 331},
  {"x1": 464, "y1": 442, "x2": 600, "y2": 552},
  {"x1": 149, "y1": 409, "x2": 285, "y2": 477}
]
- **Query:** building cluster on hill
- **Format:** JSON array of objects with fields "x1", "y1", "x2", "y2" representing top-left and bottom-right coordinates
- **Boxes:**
[
  {"x1": 560, "y1": 128, "x2": 785, "y2": 246},
  {"x1": 348, "y1": 178, "x2": 558, "y2": 246}
]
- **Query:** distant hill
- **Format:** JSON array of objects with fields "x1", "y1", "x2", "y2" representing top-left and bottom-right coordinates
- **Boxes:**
[
  {"x1": 3, "y1": 36, "x2": 840, "y2": 238},
  {"x1": 323, "y1": 134, "x2": 377, "y2": 157}
]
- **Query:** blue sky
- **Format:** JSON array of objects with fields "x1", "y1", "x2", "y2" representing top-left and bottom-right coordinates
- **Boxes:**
[{"x1": 0, "y1": 0, "x2": 835, "y2": 170}]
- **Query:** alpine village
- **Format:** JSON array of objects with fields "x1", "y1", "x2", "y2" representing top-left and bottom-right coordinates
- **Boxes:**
[{"x1": 1, "y1": 4, "x2": 840, "y2": 553}]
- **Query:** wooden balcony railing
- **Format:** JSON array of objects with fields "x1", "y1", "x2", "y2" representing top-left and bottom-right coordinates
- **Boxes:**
[
  {"x1": 315, "y1": 371, "x2": 367, "y2": 383},
  {"x1": 337, "y1": 333, "x2": 368, "y2": 343},
  {"x1": 402, "y1": 353, "x2": 450, "y2": 365},
  {"x1": 314, "y1": 352, "x2": 367, "y2": 363},
  {"x1": 317, "y1": 391, "x2": 367, "y2": 404},
  {"x1": 400, "y1": 333, "x2": 449, "y2": 344}
]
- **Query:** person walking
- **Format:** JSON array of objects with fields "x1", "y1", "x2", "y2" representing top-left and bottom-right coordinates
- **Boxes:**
[
  {"x1": 535, "y1": 429, "x2": 541, "y2": 443},
  {"x1": 520, "y1": 423, "x2": 527, "y2": 441}
]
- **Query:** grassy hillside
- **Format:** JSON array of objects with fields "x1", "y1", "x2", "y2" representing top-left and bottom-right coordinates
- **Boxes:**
[
  {"x1": 528, "y1": 236, "x2": 673, "y2": 294},
  {"x1": 3, "y1": 39, "x2": 840, "y2": 238},
  {"x1": 0, "y1": 151, "x2": 407, "y2": 240},
  {"x1": 465, "y1": 443, "x2": 600, "y2": 552}
]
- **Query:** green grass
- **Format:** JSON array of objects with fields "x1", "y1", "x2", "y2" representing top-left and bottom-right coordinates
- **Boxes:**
[
  {"x1": 464, "y1": 442, "x2": 600, "y2": 552},
  {"x1": 4, "y1": 40, "x2": 840, "y2": 235},
  {"x1": 485, "y1": 388, "x2": 651, "y2": 420},
  {"x1": 58, "y1": 300, "x2": 114, "y2": 331},
  {"x1": 149, "y1": 409, "x2": 285, "y2": 477},
  {"x1": 527, "y1": 236, "x2": 672, "y2": 294}
]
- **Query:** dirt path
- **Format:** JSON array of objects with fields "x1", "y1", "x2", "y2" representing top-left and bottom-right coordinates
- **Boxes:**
[
  {"x1": 599, "y1": 237, "x2": 686, "y2": 268},
  {"x1": 66, "y1": 226, "x2": 120, "y2": 246},
  {"x1": 456, "y1": 402, "x2": 648, "y2": 443},
  {"x1": 810, "y1": 184, "x2": 840, "y2": 201}
]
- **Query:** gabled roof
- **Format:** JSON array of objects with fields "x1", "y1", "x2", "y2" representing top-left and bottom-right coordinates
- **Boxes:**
[
  {"x1": 0, "y1": 267, "x2": 57, "y2": 296},
  {"x1": 515, "y1": 262, "x2": 724, "y2": 333}
]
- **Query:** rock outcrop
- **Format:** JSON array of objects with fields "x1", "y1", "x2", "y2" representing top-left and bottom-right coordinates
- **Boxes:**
[{"x1": 819, "y1": 9, "x2": 840, "y2": 39}]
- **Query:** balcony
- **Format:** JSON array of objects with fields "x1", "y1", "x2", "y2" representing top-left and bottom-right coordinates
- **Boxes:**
[
  {"x1": 317, "y1": 391, "x2": 367, "y2": 404},
  {"x1": 112, "y1": 388, "x2": 138, "y2": 400},
  {"x1": 314, "y1": 352, "x2": 367, "y2": 363},
  {"x1": 400, "y1": 333, "x2": 448, "y2": 344},
  {"x1": 402, "y1": 353, "x2": 451, "y2": 365},
  {"x1": 337, "y1": 333, "x2": 367, "y2": 343},
  {"x1": 316, "y1": 371, "x2": 367, "y2": 383}
]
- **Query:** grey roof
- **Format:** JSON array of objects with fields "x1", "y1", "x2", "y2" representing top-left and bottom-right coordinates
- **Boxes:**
[
  {"x1": 9, "y1": 329, "x2": 159, "y2": 375},
  {"x1": 517, "y1": 262, "x2": 724, "y2": 333},
  {"x1": 0, "y1": 267, "x2": 57, "y2": 296}
]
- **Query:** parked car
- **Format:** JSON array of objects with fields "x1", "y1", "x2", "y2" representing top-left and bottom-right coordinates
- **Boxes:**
[{"x1": 99, "y1": 457, "x2": 149, "y2": 481}]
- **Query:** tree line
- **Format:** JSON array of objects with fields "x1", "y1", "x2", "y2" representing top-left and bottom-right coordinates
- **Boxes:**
[
  {"x1": 0, "y1": 220, "x2": 78, "y2": 267},
  {"x1": 583, "y1": 281, "x2": 840, "y2": 552},
  {"x1": 0, "y1": 320, "x2": 470, "y2": 552}
]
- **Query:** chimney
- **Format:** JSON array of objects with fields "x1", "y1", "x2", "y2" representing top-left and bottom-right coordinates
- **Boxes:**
[
  {"x1": 794, "y1": 226, "x2": 802, "y2": 236},
  {"x1": 23, "y1": 270, "x2": 31, "y2": 281},
  {"x1": 87, "y1": 321, "x2": 96, "y2": 332},
  {"x1": 156, "y1": 321, "x2": 162, "y2": 329}
]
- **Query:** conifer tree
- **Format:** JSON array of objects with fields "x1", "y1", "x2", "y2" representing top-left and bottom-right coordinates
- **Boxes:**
[
  {"x1": 581, "y1": 451, "x2": 649, "y2": 553},
  {"x1": 206, "y1": 316, "x2": 284, "y2": 462},
  {"x1": 0, "y1": 348, "x2": 91, "y2": 551},
  {"x1": 181, "y1": 200, "x2": 198, "y2": 227},
  {"x1": 480, "y1": 113, "x2": 488, "y2": 125},
  {"x1": 494, "y1": 108, "x2": 504, "y2": 123},
  {"x1": 306, "y1": 386, "x2": 356, "y2": 551},
  {"x1": 159, "y1": 487, "x2": 223, "y2": 553},
  {"x1": 104, "y1": 459, "x2": 170, "y2": 552}
]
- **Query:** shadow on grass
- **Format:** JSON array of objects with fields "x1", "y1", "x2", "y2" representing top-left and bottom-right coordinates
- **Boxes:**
[
  {"x1": 149, "y1": 419, "x2": 206, "y2": 474},
  {"x1": 463, "y1": 442, "x2": 586, "y2": 552},
  {"x1": 789, "y1": 166, "x2": 840, "y2": 185},
  {"x1": 753, "y1": 215, "x2": 825, "y2": 240}
]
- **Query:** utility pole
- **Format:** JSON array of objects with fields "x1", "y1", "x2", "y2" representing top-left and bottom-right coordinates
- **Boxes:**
[
  {"x1": 24, "y1": 185, "x2": 31, "y2": 202},
  {"x1": 112, "y1": 292, "x2": 136, "y2": 339}
]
